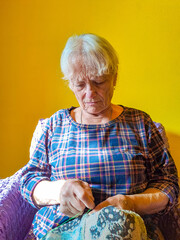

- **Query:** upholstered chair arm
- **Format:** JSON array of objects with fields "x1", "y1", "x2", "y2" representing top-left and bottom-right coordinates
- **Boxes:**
[{"x1": 0, "y1": 169, "x2": 37, "y2": 240}]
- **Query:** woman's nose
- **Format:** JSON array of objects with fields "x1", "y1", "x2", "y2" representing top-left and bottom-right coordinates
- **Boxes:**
[{"x1": 86, "y1": 83, "x2": 96, "y2": 98}]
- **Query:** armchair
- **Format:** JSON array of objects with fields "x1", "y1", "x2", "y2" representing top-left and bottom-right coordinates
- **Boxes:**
[
  {"x1": 0, "y1": 169, "x2": 37, "y2": 240},
  {"x1": 0, "y1": 120, "x2": 179, "y2": 240}
]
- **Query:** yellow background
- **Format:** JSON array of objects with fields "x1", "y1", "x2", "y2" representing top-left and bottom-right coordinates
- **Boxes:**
[{"x1": 0, "y1": 0, "x2": 180, "y2": 178}]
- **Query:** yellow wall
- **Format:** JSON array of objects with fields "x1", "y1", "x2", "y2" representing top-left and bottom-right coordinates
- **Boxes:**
[{"x1": 1, "y1": 0, "x2": 180, "y2": 178}]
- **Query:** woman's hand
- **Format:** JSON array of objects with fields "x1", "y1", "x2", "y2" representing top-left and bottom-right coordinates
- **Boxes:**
[
  {"x1": 59, "y1": 179, "x2": 95, "y2": 217},
  {"x1": 33, "y1": 179, "x2": 95, "y2": 217},
  {"x1": 90, "y1": 189, "x2": 169, "y2": 216},
  {"x1": 90, "y1": 194, "x2": 134, "y2": 214}
]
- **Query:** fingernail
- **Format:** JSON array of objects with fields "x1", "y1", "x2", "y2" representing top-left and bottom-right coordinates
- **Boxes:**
[{"x1": 88, "y1": 210, "x2": 94, "y2": 215}]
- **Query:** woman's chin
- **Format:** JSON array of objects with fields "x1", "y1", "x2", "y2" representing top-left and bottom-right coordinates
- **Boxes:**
[{"x1": 83, "y1": 105, "x2": 101, "y2": 114}]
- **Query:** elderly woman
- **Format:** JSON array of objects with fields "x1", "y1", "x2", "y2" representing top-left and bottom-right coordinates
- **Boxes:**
[{"x1": 20, "y1": 34, "x2": 179, "y2": 240}]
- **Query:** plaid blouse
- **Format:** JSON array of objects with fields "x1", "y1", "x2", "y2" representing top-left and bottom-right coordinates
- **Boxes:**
[{"x1": 20, "y1": 106, "x2": 179, "y2": 239}]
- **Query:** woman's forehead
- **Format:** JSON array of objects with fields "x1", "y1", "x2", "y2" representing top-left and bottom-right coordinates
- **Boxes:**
[{"x1": 72, "y1": 73, "x2": 111, "y2": 83}]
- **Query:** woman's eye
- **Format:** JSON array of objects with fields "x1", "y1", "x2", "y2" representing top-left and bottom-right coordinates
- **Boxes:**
[
  {"x1": 75, "y1": 83, "x2": 85, "y2": 89},
  {"x1": 95, "y1": 81, "x2": 104, "y2": 85}
]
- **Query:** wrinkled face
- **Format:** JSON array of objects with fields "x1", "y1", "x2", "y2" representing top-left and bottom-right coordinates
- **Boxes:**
[{"x1": 71, "y1": 74, "x2": 116, "y2": 115}]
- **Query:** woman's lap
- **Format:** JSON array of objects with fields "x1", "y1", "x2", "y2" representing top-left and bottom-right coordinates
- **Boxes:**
[{"x1": 43, "y1": 206, "x2": 148, "y2": 240}]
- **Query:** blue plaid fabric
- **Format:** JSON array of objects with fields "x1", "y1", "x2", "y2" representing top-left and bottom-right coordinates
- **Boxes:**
[{"x1": 20, "y1": 106, "x2": 179, "y2": 239}]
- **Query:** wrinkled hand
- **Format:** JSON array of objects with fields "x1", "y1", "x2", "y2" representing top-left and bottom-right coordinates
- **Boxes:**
[
  {"x1": 90, "y1": 194, "x2": 134, "y2": 214},
  {"x1": 59, "y1": 179, "x2": 95, "y2": 217}
]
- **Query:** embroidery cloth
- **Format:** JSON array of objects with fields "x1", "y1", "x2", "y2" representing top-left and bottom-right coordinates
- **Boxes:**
[{"x1": 43, "y1": 206, "x2": 148, "y2": 240}]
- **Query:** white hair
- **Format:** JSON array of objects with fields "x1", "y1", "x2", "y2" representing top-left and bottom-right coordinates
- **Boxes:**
[{"x1": 60, "y1": 33, "x2": 119, "y2": 87}]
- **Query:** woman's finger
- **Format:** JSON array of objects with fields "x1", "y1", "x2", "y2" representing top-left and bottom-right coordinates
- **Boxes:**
[
  {"x1": 89, "y1": 200, "x2": 109, "y2": 214},
  {"x1": 59, "y1": 199, "x2": 84, "y2": 217},
  {"x1": 59, "y1": 205, "x2": 77, "y2": 218},
  {"x1": 71, "y1": 194, "x2": 86, "y2": 212},
  {"x1": 73, "y1": 182, "x2": 95, "y2": 209},
  {"x1": 75, "y1": 189, "x2": 95, "y2": 209}
]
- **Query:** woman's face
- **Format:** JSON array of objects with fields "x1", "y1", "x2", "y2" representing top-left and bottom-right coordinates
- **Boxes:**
[{"x1": 71, "y1": 73, "x2": 116, "y2": 115}]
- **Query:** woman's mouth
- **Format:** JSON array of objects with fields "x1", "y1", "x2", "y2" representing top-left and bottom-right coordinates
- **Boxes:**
[{"x1": 86, "y1": 101, "x2": 99, "y2": 105}]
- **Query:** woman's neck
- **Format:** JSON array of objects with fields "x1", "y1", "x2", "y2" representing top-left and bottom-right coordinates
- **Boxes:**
[
  {"x1": 81, "y1": 106, "x2": 113, "y2": 125},
  {"x1": 71, "y1": 105, "x2": 123, "y2": 125}
]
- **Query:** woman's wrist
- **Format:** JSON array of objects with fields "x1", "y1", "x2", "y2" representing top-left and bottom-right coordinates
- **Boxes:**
[
  {"x1": 117, "y1": 195, "x2": 135, "y2": 212},
  {"x1": 33, "y1": 179, "x2": 66, "y2": 206}
]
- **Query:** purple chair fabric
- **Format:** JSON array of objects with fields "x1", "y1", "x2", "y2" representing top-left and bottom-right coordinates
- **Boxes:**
[
  {"x1": 0, "y1": 169, "x2": 37, "y2": 240},
  {"x1": 0, "y1": 121, "x2": 179, "y2": 240}
]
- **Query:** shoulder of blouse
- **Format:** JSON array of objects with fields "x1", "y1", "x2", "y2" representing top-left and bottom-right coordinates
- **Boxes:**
[{"x1": 29, "y1": 108, "x2": 70, "y2": 157}]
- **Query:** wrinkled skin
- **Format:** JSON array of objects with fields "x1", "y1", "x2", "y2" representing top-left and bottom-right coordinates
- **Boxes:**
[
  {"x1": 59, "y1": 179, "x2": 95, "y2": 217},
  {"x1": 59, "y1": 179, "x2": 134, "y2": 217}
]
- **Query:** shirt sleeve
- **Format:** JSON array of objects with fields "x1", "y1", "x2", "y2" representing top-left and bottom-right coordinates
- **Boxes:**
[
  {"x1": 20, "y1": 119, "x2": 52, "y2": 208},
  {"x1": 145, "y1": 116, "x2": 179, "y2": 211}
]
